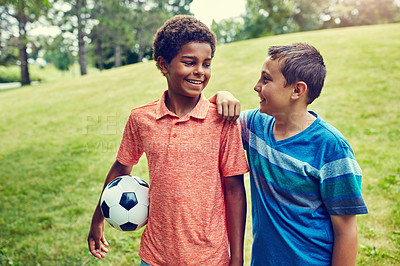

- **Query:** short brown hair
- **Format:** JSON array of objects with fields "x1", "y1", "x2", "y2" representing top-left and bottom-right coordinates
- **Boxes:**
[{"x1": 268, "y1": 43, "x2": 326, "y2": 104}]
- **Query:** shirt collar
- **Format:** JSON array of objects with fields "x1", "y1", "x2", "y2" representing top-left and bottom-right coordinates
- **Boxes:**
[{"x1": 156, "y1": 90, "x2": 209, "y2": 120}]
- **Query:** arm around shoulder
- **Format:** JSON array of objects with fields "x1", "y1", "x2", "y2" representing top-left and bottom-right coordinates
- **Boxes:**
[{"x1": 209, "y1": 91, "x2": 241, "y2": 121}]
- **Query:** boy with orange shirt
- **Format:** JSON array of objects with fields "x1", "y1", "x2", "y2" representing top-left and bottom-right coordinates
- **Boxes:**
[{"x1": 87, "y1": 15, "x2": 248, "y2": 265}]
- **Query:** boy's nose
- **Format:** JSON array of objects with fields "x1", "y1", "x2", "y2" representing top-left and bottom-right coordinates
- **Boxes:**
[
  {"x1": 194, "y1": 65, "x2": 205, "y2": 75},
  {"x1": 254, "y1": 82, "x2": 261, "y2": 92}
]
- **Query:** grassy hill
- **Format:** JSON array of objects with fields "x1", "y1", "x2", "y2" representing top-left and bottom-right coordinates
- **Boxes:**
[{"x1": 1, "y1": 23, "x2": 399, "y2": 265}]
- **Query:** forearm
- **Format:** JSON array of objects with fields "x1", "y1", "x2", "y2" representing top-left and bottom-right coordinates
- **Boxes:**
[
  {"x1": 92, "y1": 203, "x2": 105, "y2": 223},
  {"x1": 88, "y1": 160, "x2": 133, "y2": 258},
  {"x1": 331, "y1": 215, "x2": 358, "y2": 266},
  {"x1": 332, "y1": 232, "x2": 358, "y2": 266},
  {"x1": 103, "y1": 160, "x2": 132, "y2": 188},
  {"x1": 93, "y1": 161, "x2": 132, "y2": 219},
  {"x1": 225, "y1": 175, "x2": 247, "y2": 265}
]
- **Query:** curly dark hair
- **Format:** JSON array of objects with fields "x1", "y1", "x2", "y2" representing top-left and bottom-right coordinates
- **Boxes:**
[{"x1": 152, "y1": 15, "x2": 217, "y2": 68}]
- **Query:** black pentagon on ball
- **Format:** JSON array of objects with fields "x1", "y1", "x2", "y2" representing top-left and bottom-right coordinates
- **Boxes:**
[
  {"x1": 120, "y1": 222, "x2": 138, "y2": 231},
  {"x1": 101, "y1": 201, "x2": 110, "y2": 218},
  {"x1": 119, "y1": 192, "x2": 138, "y2": 210},
  {"x1": 107, "y1": 177, "x2": 122, "y2": 189}
]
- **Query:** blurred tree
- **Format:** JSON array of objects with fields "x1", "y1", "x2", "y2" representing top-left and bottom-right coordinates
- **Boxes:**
[
  {"x1": 0, "y1": 39, "x2": 19, "y2": 66},
  {"x1": 211, "y1": 0, "x2": 399, "y2": 42},
  {"x1": 128, "y1": 0, "x2": 193, "y2": 63},
  {"x1": 132, "y1": 6, "x2": 168, "y2": 62},
  {"x1": 89, "y1": 0, "x2": 193, "y2": 69},
  {"x1": 240, "y1": 0, "x2": 331, "y2": 37},
  {"x1": 322, "y1": 0, "x2": 400, "y2": 28},
  {"x1": 157, "y1": 0, "x2": 193, "y2": 14},
  {"x1": 211, "y1": 18, "x2": 245, "y2": 44},
  {"x1": 60, "y1": 0, "x2": 91, "y2": 75},
  {"x1": 0, "y1": 6, "x2": 19, "y2": 65},
  {"x1": 241, "y1": 0, "x2": 295, "y2": 38},
  {"x1": 291, "y1": 0, "x2": 327, "y2": 31},
  {"x1": 91, "y1": 0, "x2": 136, "y2": 68},
  {"x1": 87, "y1": 0, "x2": 105, "y2": 70},
  {"x1": 0, "y1": 0, "x2": 50, "y2": 85},
  {"x1": 43, "y1": 35, "x2": 74, "y2": 71}
]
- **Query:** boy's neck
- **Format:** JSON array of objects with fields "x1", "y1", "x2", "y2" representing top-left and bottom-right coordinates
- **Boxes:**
[
  {"x1": 272, "y1": 110, "x2": 316, "y2": 141},
  {"x1": 165, "y1": 92, "x2": 201, "y2": 118}
]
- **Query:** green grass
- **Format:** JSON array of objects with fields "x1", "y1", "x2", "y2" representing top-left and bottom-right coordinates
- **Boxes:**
[{"x1": 1, "y1": 23, "x2": 399, "y2": 265}]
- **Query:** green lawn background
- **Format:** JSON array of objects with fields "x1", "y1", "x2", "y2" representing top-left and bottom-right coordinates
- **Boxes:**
[{"x1": 1, "y1": 23, "x2": 399, "y2": 265}]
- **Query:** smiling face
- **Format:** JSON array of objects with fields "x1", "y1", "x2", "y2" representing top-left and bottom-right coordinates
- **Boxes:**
[
  {"x1": 159, "y1": 42, "x2": 212, "y2": 100},
  {"x1": 254, "y1": 57, "x2": 293, "y2": 116}
]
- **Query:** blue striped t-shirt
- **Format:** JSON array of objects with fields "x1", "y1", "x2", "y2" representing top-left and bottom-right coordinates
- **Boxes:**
[{"x1": 240, "y1": 109, "x2": 368, "y2": 266}]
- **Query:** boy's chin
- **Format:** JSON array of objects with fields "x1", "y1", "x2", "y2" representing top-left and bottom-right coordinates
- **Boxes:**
[
  {"x1": 182, "y1": 88, "x2": 204, "y2": 98},
  {"x1": 182, "y1": 92, "x2": 202, "y2": 98},
  {"x1": 258, "y1": 107, "x2": 268, "y2": 114}
]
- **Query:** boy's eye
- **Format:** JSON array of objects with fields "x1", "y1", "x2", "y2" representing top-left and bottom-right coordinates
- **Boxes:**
[
  {"x1": 183, "y1": 61, "x2": 195, "y2": 65},
  {"x1": 263, "y1": 76, "x2": 270, "y2": 83}
]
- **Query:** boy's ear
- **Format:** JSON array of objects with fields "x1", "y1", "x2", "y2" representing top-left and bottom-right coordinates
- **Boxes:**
[
  {"x1": 291, "y1": 81, "x2": 308, "y2": 100},
  {"x1": 157, "y1": 56, "x2": 169, "y2": 75}
]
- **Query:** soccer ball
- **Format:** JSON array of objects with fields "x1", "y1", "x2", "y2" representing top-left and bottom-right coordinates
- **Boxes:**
[{"x1": 100, "y1": 175, "x2": 149, "y2": 231}]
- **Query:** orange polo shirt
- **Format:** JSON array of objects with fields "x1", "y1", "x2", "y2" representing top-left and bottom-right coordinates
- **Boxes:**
[{"x1": 117, "y1": 91, "x2": 248, "y2": 265}]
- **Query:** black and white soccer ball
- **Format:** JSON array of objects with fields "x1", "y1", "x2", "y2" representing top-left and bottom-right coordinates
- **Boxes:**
[{"x1": 100, "y1": 175, "x2": 149, "y2": 231}]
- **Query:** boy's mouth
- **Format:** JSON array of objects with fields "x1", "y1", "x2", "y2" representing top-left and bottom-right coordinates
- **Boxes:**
[{"x1": 185, "y1": 79, "x2": 203, "y2": 85}]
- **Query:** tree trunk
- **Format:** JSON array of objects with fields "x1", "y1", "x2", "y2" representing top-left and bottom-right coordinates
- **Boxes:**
[
  {"x1": 17, "y1": 10, "x2": 30, "y2": 85},
  {"x1": 114, "y1": 44, "x2": 122, "y2": 67},
  {"x1": 77, "y1": 27, "x2": 87, "y2": 75},
  {"x1": 76, "y1": 0, "x2": 87, "y2": 76},
  {"x1": 19, "y1": 45, "x2": 30, "y2": 85},
  {"x1": 96, "y1": 39, "x2": 103, "y2": 71},
  {"x1": 138, "y1": 50, "x2": 143, "y2": 63}
]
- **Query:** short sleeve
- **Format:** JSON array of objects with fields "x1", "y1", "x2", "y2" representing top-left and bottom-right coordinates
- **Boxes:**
[
  {"x1": 239, "y1": 109, "x2": 259, "y2": 151},
  {"x1": 116, "y1": 113, "x2": 144, "y2": 166},
  {"x1": 219, "y1": 120, "x2": 249, "y2": 178},
  {"x1": 320, "y1": 144, "x2": 368, "y2": 215}
]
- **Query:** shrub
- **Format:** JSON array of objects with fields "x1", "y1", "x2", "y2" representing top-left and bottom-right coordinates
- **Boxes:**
[
  {"x1": 0, "y1": 66, "x2": 40, "y2": 83},
  {"x1": 0, "y1": 66, "x2": 20, "y2": 83}
]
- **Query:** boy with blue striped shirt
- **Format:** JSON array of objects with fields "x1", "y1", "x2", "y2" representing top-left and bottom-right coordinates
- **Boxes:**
[{"x1": 215, "y1": 43, "x2": 368, "y2": 265}]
